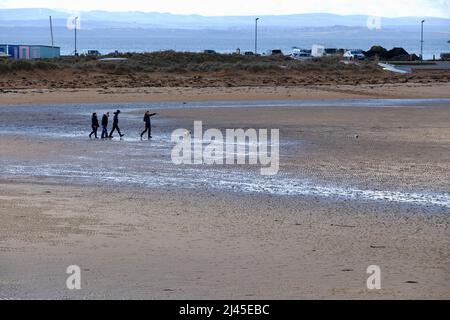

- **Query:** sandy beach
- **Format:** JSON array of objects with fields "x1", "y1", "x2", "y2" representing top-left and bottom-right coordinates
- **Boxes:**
[
  {"x1": 1, "y1": 83, "x2": 450, "y2": 105},
  {"x1": 0, "y1": 96, "x2": 449, "y2": 299}
]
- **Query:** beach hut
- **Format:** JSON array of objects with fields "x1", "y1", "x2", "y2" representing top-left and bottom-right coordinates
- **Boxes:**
[
  {"x1": 29, "y1": 45, "x2": 60, "y2": 59},
  {"x1": 0, "y1": 44, "x2": 60, "y2": 60}
]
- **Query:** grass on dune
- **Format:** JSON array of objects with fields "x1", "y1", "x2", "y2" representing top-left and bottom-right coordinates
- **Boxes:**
[{"x1": 0, "y1": 51, "x2": 379, "y2": 75}]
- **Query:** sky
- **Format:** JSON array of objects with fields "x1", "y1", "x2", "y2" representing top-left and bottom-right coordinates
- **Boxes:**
[{"x1": 0, "y1": 0, "x2": 449, "y2": 18}]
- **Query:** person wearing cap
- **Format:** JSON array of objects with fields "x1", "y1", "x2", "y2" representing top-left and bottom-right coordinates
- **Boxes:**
[{"x1": 109, "y1": 110, "x2": 124, "y2": 138}]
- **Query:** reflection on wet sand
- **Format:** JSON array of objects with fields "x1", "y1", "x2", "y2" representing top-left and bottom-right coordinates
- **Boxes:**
[{"x1": 1, "y1": 99, "x2": 450, "y2": 209}]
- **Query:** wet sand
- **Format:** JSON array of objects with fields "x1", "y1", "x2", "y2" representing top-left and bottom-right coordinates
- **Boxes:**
[{"x1": 0, "y1": 100, "x2": 449, "y2": 299}]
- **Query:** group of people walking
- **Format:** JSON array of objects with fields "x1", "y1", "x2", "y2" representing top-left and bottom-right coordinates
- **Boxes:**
[{"x1": 89, "y1": 110, "x2": 157, "y2": 140}]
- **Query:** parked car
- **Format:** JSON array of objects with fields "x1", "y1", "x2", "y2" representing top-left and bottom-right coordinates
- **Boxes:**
[
  {"x1": 87, "y1": 50, "x2": 101, "y2": 56},
  {"x1": 244, "y1": 51, "x2": 255, "y2": 56},
  {"x1": 265, "y1": 49, "x2": 283, "y2": 56},
  {"x1": 344, "y1": 50, "x2": 366, "y2": 60},
  {"x1": 324, "y1": 48, "x2": 338, "y2": 56},
  {"x1": 291, "y1": 48, "x2": 312, "y2": 60},
  {"x1": 203, "y1": 50, "x2": 217, "y2": 54}
]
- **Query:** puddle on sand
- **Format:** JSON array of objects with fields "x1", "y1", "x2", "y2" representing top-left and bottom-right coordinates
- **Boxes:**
[
  {"x1": 1, "y1": 164, "x2": 450, "y2": 209},
  {"x1": 2, "y1": 98, "x2": 450, "y2": 139},
  {"x1": 1, "y1": 99, "x2": 450, "y2": 209}
]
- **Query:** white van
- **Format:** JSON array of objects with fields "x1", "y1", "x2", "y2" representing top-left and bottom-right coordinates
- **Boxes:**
[{"x1": 311, "y1": 45, "x2": 325, "y2": 57}]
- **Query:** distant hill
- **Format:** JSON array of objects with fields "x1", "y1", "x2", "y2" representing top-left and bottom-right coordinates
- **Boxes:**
[
  {"x1": 1, "y1": 9, "x2": 449, "y2": 57},
  {"x1": 1, "y1": 8, "x2": 449, "y2": 29}
]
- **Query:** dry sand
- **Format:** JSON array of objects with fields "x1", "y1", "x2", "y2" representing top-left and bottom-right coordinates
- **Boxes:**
[
  {"x1": 0, "y1": 181, "x2": 448, "y2": 299},
  {"x1": 0, "y1": 101, "x2": 449, "y2": 299},
  {"x1": 1, "y1": 82, "x2": 450, "y2": 105}
]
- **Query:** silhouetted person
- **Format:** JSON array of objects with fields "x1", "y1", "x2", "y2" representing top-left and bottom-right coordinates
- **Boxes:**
[
  {"x1": 89, "y1": 113, "x2": 99, "y2": 139},
  {"x1": 109, "y1": 110, "x2": 124, "y2": 138},
  {"x1": 140, "y1": 110, "x2": 158, "y2": 140},
  {"x1": 101, "y1": 112, "x2": 109, "y2": 139}
]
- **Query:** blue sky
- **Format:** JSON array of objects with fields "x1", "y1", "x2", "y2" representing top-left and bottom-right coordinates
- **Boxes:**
[{"x1": 0, "y1": 0, "x2": 449, "y2": 17}]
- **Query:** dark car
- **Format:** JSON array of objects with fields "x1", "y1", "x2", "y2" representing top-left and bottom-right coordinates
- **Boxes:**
[
  {"x1": 265, "y1": 49, "x2": 283, "y2": 56},
  {"x1": 88, "y1": 50, "x2": 101, "y2": 56},
  {"x1": 324, "y1": 48, "x2": 338, "y2": 55}
]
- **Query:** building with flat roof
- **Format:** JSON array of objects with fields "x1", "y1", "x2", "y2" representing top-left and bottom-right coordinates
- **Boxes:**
[{"x1": 0, "y1": 44, "x2": 60, "y2": 60}]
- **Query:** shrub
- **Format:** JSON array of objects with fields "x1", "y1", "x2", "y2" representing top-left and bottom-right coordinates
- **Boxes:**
[
  {"x1": 0, "y1": 61, "x2": 10, "y2": 72},
  {"x1": 9, "y1": 59, "x2": 33, "y2": 71},
  {"x1": 33, "y1": 60, "x2": 58, "y2": 70}
]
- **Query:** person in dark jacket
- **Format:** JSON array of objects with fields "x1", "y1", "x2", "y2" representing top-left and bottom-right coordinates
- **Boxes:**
[
  {"x1": 140, "y1": 110, "x2": 158, "y2": 140},
  {"x1": 109, "y1": 110, "x2": 124, "y2": 138},
  {"x1": 101, "y1": 112, "x2": 109, "y2": 139},
  {"x1": 89, "y1": 113, "x2": 99, "y2": 139}
]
